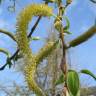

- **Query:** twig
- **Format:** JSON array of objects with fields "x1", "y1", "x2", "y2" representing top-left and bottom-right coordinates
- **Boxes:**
[
  {"x1": 57, "y1": 0, "x2": 70, "y2": 96},
  {"x1": 0, "y1": 29, "x2": 16, "y2": 41}
]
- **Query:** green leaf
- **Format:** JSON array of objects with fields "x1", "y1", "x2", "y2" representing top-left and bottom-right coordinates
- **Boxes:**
[
  {"x1": 64, "y1": 30, "x2": 72, "y2": 34},
  {"x1": 80, "y1": 69, "x2": 96, "y2": 80},
  {"x1": 67, "y1": 70, "x2": 80, "y2": 96},
  {"x1": 63, "y1": 16, "x2": 70, "y2": 30},
  {"x1": 30, "y1": 37, "x2": 40, "y2": 41},
  {"x1": 55, "y1": 73, "x2": 65, "y2": 85}
]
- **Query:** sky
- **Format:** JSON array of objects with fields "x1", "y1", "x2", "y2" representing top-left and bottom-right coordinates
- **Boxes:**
[{"x1": 0, "y1": 0, "x2": 96, "y2": 95}]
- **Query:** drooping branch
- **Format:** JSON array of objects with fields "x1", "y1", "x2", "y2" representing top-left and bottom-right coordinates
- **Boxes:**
[
  {"x1": 0, "y1": 29, "x2": 16, "y2": 41},
  {"x1": 68, "y1": 26, "x2": 96, "y2": 48},
  {"x1": 0, "y1": 48, "x2": 10, "y2": 57}
]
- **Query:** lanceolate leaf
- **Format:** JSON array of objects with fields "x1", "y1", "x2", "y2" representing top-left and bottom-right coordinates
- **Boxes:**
[
  {"x1": 64, "y1": 30, "x2": 72, "y2": 34},
  {"x1": 55, "y1": 73, "x2": 65, "y2": 85},
  {"x1": 30, "y1": 36, "x2": 40, "y2": 41},
  {"x1": 63, "y1": 16, "x2": 70, "y2": 31},
  {"x1": 80, "y1": 69, "x2": 96, "y2": 80},
  {"x1": 67, "y1": 70, "x2": 80, "y2": 96}
]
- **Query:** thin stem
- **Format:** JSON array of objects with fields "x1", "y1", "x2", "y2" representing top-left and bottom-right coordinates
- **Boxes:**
[
  {"x1": 57, "y1": 0, "x2": 68, "y2": 96},
  {"x1": 28, "y1": 16, "x2": 42, "y2": 38},
  {"x1": 0, "y1": 48, "x2": 10, "y2": 57},
  {"x1": 0, "y1": 29, "x2": 16, "y2": 41}
]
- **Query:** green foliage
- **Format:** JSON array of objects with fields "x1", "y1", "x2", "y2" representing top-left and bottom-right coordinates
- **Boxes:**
[
  {"x1": 67, "y1": 70, "x2": 80, "y2": 96},
  {"x1": 30, "y1": 36, "x2": 40, "y2": 41},
  {"x1": 63, "y1": 16, "x2": 70, "y2": 31},
  {"x1": 55, "y1": 73, "x2": 65, "y2": 85},
  {"x1": 80, "y1": 69, "x2": 96, "y2": 80},
  {"x1": 54, "y1": 16, "x2": 71, "y2": 34}
]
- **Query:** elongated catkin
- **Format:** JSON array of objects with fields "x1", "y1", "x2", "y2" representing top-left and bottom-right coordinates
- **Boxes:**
[
  {"x1": 16, "y1": 4, "x2": 52, "y2": 96},
  {"x1": 68, "y1": 26, "x2": 96, "y2": 47}
]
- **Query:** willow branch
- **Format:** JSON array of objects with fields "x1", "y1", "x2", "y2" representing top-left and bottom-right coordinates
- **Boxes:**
[
  {"x1": 0, "y1": 48, "x2": 11, "y2": 70},
  {"x1": 28, "y1": 16, "x2": 42, "y2": 38},
  {"x1": 0, "y1": 48, "x2": 10, "y2": 57},
  {"x1": 0, "y1": 29, "x2": 16, "y2": 41}
]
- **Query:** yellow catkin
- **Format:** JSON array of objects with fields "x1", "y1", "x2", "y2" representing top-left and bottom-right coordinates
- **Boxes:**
[
  {"x1": 36, "y1": 41, "x2": 59, "y2": 65},
  {"x1": 16, "y1": 4, "x2": 53, "y2": 96}
]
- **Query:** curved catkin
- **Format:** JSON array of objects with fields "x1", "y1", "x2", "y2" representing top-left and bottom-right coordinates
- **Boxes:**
[
  {"x1": 16, "y1": 4, "x2": 52, "y2": 54},
  {"x1": 16, "y1": 4, "x2": 53, "y2": 96},
  {"x1": 68, "y1": 26, "x2": 96, "y2": 47},
  {"x1": 36, "y1": 41, "x2": 59, "y2": 65},
  {"x1": 24, "y1": 56, "x2": 46, "y2": 96}
]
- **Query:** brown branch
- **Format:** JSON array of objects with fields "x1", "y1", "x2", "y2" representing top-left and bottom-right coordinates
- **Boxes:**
[
  {"x1": 57, "y1": 1, "x2": 71, "y2": 96},
  {"x1": 28, "y1": 16, "x2": 42, "y2": 38}
]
